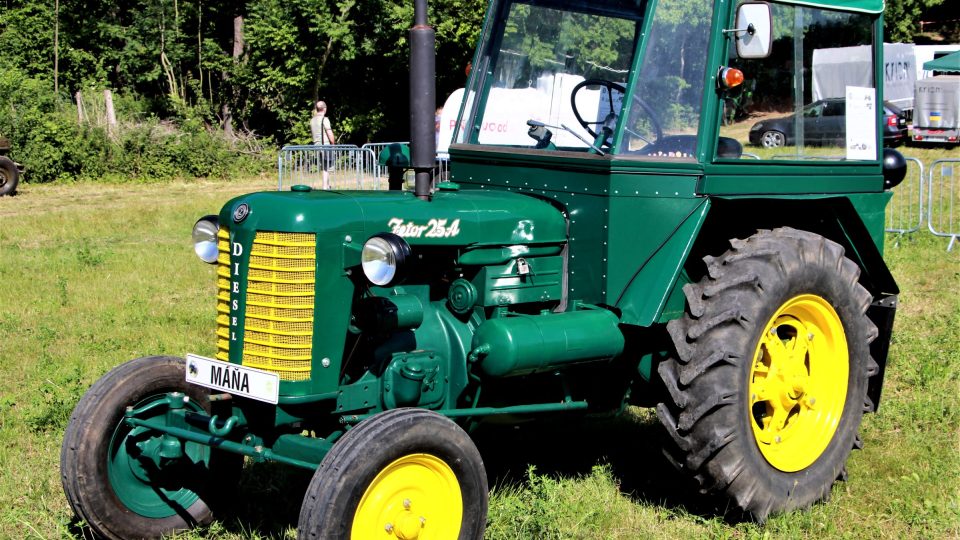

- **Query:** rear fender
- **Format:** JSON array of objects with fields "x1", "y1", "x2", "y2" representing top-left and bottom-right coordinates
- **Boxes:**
[{"x1": 664, "y1": 196, "x2": 898, "y2": 409}]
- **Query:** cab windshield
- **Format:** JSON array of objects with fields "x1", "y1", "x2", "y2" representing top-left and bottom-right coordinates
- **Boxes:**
[
  {"x1": 454, "y1": 0, "x2": 644, "y2": 152},
  {"x1": 454, "y1": 0, "x2": 716, "y2": 159}
]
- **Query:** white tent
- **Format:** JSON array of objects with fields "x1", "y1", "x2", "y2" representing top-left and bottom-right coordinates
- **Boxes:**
[{"x1": 813, "y1": 43, "x2": 917, "y2": 109}]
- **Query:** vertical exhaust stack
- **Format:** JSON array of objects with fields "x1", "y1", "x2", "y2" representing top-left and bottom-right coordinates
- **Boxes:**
[{"x1": 410, "y1": 0, "x2": 435, "y2": 201}]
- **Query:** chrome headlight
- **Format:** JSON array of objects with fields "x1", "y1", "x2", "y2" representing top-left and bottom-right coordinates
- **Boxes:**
[
  {"x1": 192, "y1": 215, "x2": 220, "y2": 264},
  {"x1": 361, "y1": 233, "x2": 411, "y2": 286}
]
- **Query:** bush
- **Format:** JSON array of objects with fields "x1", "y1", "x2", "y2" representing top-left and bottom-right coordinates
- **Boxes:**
[{"x1": 0, "y1": 63, "x2": 272, "y2": 184}]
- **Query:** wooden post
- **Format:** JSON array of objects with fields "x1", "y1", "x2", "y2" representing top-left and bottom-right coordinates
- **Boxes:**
[
  {"x1": 75, "y1": 91, "x2": 85, "y2": 124},
  {"x1": 104, "y1": 90, "x2": 117, "y2": 134}
]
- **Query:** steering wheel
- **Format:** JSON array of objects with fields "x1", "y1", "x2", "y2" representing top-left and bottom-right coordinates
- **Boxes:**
[
  {"x1": 570, "y1": 78, "x2": 663, "y2": 149},
  {"x1": 571, "y1": 79, "x2": 624, "y2": 143}
]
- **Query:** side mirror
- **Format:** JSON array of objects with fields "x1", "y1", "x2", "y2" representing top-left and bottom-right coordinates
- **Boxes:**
[{"x1": 733, "y1": 2, "x2": 772, "y2": 59}]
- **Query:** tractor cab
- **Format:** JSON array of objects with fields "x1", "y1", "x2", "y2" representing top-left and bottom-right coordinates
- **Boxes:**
[{"x1": 451, "y1": 0, "x2": 884, "y2": 164}]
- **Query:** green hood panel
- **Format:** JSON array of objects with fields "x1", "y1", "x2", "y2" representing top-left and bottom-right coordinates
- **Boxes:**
[{"x1": 219, "y1": 189, "x2": 567, "y2": 247}]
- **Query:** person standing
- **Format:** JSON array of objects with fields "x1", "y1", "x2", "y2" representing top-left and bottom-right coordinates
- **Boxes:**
[{"x1": 310, "y1": 101, "x2": 336, "y2": 189}]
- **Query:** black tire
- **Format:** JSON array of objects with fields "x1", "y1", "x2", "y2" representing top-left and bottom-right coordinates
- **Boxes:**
[
  {"x1": 0, "y1": 155, "x2": 19, "y2": 196},
  {"x1": 656, "y1": 228, "x2": 878, "y2": 520},
  {"x1": 298, "y1": 408, "x2": 488, "y2": 539},
  {"x1": 61, "y1": 356, "x2": 243, "y2": 539}
]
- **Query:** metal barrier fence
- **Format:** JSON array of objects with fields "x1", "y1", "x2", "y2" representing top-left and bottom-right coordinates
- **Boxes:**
[
  {"x1": 885, "y1": 157, "x2": 925, "y2": 234},
  {"x1": 278, "y1": 145, "x2": 379, "y2": 191},
  {"x1": 927, "y1": 158, "x2": 960, "y2": 251}
]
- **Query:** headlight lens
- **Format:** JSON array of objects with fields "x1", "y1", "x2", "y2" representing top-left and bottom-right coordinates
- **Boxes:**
[
  {"x1": 361, "y1": 233, "x2": 411, "y2": 286},
  {"x1": 192, "y1": 215, "x2": 220, "y2": 264}
]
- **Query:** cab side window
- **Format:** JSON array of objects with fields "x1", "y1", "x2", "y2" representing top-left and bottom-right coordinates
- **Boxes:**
[{"x1": 718, "y1": 3, "x2": 875, "y2": 161}]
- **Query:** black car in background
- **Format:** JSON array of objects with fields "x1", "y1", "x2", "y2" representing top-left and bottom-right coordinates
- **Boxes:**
[{"x1": 749, "y1": 98, "x2": 909, "y2": 148}]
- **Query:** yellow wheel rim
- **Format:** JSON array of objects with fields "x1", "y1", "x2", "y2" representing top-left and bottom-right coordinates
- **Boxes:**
[
  {"x1": 352, "y1": 453, "x2": 462, "y2": 540},
  {"x1": 748, "y1": 294, "x2": 848, "y2": 472}
]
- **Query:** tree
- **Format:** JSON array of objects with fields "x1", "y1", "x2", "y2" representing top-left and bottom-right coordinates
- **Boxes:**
[{"x1": 884, "y1": 0, "x2": 946, "y2": 42}]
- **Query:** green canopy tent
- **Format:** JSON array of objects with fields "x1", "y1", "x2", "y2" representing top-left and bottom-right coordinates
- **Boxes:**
[{"x1": 923, "y1": 51, "x2": 960, "y2": 74}]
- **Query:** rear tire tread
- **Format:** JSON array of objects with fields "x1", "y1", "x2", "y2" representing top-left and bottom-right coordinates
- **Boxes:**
[{"x1": 656, "y1": 227, "x2": 879, "y2": 520}]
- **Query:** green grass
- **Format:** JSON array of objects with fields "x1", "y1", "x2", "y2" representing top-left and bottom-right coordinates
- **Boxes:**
[{"x1": 0, "y1": 176, "x2": 957, "y2": 539}]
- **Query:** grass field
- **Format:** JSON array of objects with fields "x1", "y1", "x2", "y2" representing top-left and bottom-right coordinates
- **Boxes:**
[{"x1": 0, "y1": 161, "x2": 957, "y2": 539}]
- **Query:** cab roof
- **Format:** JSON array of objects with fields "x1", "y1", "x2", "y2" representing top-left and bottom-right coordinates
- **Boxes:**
[{"x1": 776, "y1": 0, "x2": 882, "y2": 14}]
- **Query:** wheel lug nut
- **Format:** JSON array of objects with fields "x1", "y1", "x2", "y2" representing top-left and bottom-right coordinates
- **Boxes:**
[
  {"x1": 775, "y1": 436, "x2": 782, "y2": 443},
  {"x1": 403, "y1": 498, "x2": 411, "y2": 510},
  {"x1": 807, "y1": 333, "x2": 814, "y2": 341},
  {"x1": 385, "y1": 523, "x2": 394, "y2": 533}
]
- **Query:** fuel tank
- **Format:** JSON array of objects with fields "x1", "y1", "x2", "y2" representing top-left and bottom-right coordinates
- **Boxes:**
[{"x1": 470, "y1": 308, "x2": 625, "y2": 377}]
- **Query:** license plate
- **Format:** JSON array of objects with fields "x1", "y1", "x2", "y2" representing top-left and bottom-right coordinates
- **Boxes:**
[
  {"x1": 926, "y1": 136, "x2": 947, "y2": 142},
  {"x1": 185, "y1": 354, "x2": 280, "y2": 404}
]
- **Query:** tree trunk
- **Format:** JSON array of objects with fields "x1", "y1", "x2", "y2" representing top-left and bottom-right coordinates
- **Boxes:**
[
  {"x1": 54, "y1": 0, "x2": 60, "y2": 97},
  {"x1": 221, "y1": 14, "x2": 245, "y2": 140},
  {"x1": 233, "y1": 15, "x2": 245, "y2": 59}
]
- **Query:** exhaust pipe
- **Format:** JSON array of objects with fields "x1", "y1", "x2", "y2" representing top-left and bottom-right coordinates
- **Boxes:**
[{"x1": 410, "y1": 0, "x2": 435, "y2": 201}]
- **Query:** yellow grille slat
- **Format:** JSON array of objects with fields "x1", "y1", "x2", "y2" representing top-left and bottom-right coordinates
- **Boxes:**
[
  {"x1": 248, "y1": 282, "x2": 315, "y2": 295},
  {"x1": 249, "y1": 253, "x2": 315, "y2": 265},
  {"x1": 245, "y1": 318, "x2": 314, "y2": 334},
  {"x1": 243, "y1": 342, "x2": 312, "y2": 360},
  {"x1": 248, "y1": 270, "x2": 315, "y2": 283},
  {"x1": 243, "y1": 354, "x2": 313, "y2": 373},
  {"x1": 245, "y1": 329, "x2": 312, "y2": 345},
  {"x1": 246, "y1": 292, "x2": 314, "y2": 308}
]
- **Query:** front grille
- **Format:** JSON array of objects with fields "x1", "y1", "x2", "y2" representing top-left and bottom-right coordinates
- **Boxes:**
[{"x1": 215, "y1": 229, "x2": 316, "y2": 382}]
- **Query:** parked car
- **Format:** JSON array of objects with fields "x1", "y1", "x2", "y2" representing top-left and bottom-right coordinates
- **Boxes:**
[{"x1": 749, "y1": 98, "x2": 908, "y2": 148}]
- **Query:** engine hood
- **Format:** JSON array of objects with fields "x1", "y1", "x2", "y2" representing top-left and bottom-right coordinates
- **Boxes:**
[{"x1": 219, "y1": 189, "x2": 567, "y2": 247}]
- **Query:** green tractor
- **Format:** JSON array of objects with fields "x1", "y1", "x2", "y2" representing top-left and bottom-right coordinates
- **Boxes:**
[
  {"x1": 0, "y1": 136, "x2": 22, "y2": 196},
  {"x1": 62, "y1": 0, "x2": 905, "y2": 537}
]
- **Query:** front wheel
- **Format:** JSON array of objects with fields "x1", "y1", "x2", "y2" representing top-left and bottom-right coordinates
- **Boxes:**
[
  {"x1": 656, "y1": 228, "x2": 878, "y2": 520},
  {"x1": 61, "y1": 356, "x2": 242, "y2": 539},
  {"x1": 298, "y1": 408, "x2": 488, "y2": 539}
]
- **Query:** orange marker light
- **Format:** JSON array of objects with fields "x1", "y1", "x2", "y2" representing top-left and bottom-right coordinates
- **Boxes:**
[{"x1": 719, "y1": 67, "x2": 745, "y2": 89}]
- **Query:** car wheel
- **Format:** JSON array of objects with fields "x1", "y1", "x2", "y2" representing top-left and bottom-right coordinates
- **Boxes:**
[{"x1": 760, "y1": 130, "x2": 785, "y2": 148}]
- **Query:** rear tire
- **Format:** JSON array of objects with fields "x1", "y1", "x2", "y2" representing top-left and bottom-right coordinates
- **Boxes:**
[
  {"x1": 298, "y1": 408, "x2": 488, "y2": 539},
  {"x1": 0, "y1": 156, "x2": 19, "y2": 196},
  {"x1": 61, "y1": 356, "x2": 242, "y2": 539},
  {"x1": 656, "y1": 228, "x2": 878, "y2": 520}
]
